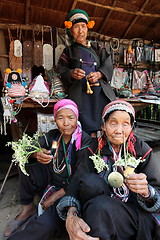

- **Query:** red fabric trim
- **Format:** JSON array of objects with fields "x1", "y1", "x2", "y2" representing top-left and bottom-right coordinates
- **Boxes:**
[
  {"x1": 142, "y1": 148, "x2": 152, "y2": 160},
  {"x1": 87, "y1": 147, "x2": 94, "y2": 155},
  {"x1": 60, "y1": 56, "x2": 69, "y2": 64}
]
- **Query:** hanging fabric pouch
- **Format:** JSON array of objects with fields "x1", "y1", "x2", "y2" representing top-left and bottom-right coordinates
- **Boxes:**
[
  {"x1": 132, "y1": 70, "x2": 147, "y2": 95},
  {"x1": 23, "y1": 41, "x2": 33, "y2": 69},
  {"x1": 8, "y1": 27, "x2": 22, "y2": 70},
  {"x1": 111, "y1": 68, "x2": 129, "y2": 89},
  {"x1": 33, "y1": 41, "x2": 43, "y2": 67},
  {"x1": 55, "y1": 44, "x2": 65, "y2": 66},
  {"x1": 43, "y1": 44, "x2": 53, "y2": 70},
  {"x1": 14, "y1": 39, "x2": 22, "y2": 57},
  {"x1": 43, "y1": 27, "x2": 54, "y2": 70}
]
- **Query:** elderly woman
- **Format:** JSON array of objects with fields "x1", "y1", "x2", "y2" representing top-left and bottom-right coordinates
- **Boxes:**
[
  {"x1": 57, "y1": 100, "x2": 160, "y2": 240},
  {"x1": 58, "y1": 9, "x2": 116, "y2": 136},
  {"x1": 5, "y1": 99, "x2": 92, "y2": 240}
]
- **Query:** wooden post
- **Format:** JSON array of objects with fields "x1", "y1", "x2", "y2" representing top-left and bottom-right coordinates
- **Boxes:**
[{"x1": 0, "y1": 30, "x2": 8, "y2": 78}]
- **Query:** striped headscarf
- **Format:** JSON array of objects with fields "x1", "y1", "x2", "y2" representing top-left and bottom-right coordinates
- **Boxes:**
[
  {"x1": 101, "y1": 100, "x2": 136, "y2": 156},
  {"x1": 102, "y1": 100, "x2": 135, "y2": 123}
]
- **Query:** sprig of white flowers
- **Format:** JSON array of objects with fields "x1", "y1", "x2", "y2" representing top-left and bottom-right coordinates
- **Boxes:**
[
  {"x1": 113, "y1": 152, "x2": 145, "y2": 169},
  {"x1": 89, "y1": 154, "x2": 109, "y2": 173},
  {"x1": 6, "y1": 133, "x2": 42, "y2": 176}
]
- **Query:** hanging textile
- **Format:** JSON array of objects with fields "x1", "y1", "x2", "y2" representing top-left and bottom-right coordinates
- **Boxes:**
[
  {"x1": 23, "y1": 41, "x2": 33, "y2": 69},
  {"x1": 43, "y1": 27, "x2": 54, "y2": 70},
  {"x1": 8, "y1": 27, "x2": 22, "y2": 69}
]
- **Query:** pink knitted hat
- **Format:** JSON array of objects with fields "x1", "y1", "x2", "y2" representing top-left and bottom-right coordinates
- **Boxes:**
[
  {"x1": 54, "y1": 99, "x2": 79, "y2": 119},
  {"x1": 53, "y1": 99, "x2": 82, "y2": 150}
]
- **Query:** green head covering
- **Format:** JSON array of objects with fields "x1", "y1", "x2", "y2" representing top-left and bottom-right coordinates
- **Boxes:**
[{"x1": 67, "y1": 9, "x2": 89, "y2": 25}]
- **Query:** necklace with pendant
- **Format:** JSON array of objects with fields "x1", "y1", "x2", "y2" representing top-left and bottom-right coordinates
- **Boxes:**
[{"x1": 53, "y1": 135, "x2": 71, "y2": 176}]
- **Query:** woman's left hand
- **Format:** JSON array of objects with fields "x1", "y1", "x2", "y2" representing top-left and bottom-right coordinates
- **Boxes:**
[
  {"x1": 125, "y1": 173, "x2": 150, "y2": 197},
  {"x1": 87, "y1": 71, "x2": 103, "y2": 83}
]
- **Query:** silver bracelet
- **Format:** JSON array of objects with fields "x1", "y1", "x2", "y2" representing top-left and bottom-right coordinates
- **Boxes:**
[
  {"x1": 67, "y1": 209, "x2": 79, "y2": 217},
  {"x1": 141, "y1": 185, "x2": 156, "y2": 200}
]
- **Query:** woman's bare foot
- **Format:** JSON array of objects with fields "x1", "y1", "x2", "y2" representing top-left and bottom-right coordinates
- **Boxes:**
[
  {"x1": 4, "y1": 202, "x2": 37, "y2": 237},
  {"x1": 16, "y1": 202, "x2": 37, "y2": 220}
]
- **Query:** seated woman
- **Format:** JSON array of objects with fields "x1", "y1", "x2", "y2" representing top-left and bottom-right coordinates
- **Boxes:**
[
  {"x1": 5, "y1": 99, "x2": 92, "y2": 240},
  {"x1": 57, "y1": 100, "x2": 160, "y2": 240}
]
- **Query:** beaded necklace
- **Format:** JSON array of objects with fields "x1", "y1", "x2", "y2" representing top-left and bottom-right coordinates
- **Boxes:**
[
  {"x1": 52, "y1": 135, "x2": 72, "y2": 177},
  {"x1": 111, "y1": 146, "x2": 130, "y2": 202}
]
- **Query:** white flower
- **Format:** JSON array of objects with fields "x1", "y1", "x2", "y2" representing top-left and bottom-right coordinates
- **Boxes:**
[
  {"x1": 7, "y1": 133, "x2": 42, "y2": 176},
  {"x1": 89, "y1": 154, "x2": 109, "y2": 173},
  {"x1": 114, "y1": 152, "x2": 145, "y2": 169}
]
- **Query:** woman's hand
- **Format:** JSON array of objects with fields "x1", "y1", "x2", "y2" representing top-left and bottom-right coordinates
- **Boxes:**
[
  {"x1": 66, "y1": 214, "x2": 99, "y2": 240},
  {"x1": 42, "y1": 188, "x2": 65, "y2": 211},
  {"x1": 125, "y1": 173, "x2": 150, "y2": 197},
  {"x1": 71, "y1": 68, "x2": 85, "y2": 80},
  {"x1": 87, "y1": 71, "x2": 103, "y2": 83},
  {"x1": 42, "y1": 194, "x2": 56, "y2": 210},
  {"x1": 33, "y1": 148, "x2": 52, "y2": 164}
]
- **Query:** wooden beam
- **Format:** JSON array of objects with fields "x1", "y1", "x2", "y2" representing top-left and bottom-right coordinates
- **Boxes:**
[
  {"x1": 77, "y1": 0, "x2": 160, "y2": 18},
  {"x1": 0, "y1": 54, "x2": 9, "y2": 58},
  {"x1": 25, "y1": 0, "x2": 30, "y2": 24},
  {"x1": 1, "y1": 1, "x2": 67, "y2": 21},
  {"x1": 122, "y1": 0, "x2": 150, "y2": 38},
  {"x1": 0, "y1": 30, "x2": 8, "y2": 76},
  {"x1": 70, "y1": 0, "x2": 78, "y2": 11},
  {"x1": 98, "y1": 0, "x2": 117, "y2": 34},
  {"x1": 0, "y1": 23, "x2": 51, "y2": 32},
  {"x1": 24, "y1": 0, "x2": 31, "y2": 40}
]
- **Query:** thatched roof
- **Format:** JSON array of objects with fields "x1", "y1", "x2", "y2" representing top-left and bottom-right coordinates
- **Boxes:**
[{"x1": 1, "y1": 0, "x2": 160, "y2": 43}]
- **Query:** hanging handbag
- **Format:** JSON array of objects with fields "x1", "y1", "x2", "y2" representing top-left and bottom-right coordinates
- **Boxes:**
[
  {"x1": 111, "y1": 68, "x2": 129, "y2": 89},
  {"x1": 132, "y1": 70, "x2": 147, "y2": 90}
]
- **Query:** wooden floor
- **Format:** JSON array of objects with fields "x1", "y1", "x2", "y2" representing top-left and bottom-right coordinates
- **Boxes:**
[{"x1": 134, "y1": 121, "x2": 160, "y2": 142}]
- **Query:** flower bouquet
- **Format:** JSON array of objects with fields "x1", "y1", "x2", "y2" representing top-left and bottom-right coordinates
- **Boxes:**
[
  {"x1": 89, "y1": 154, "x2": 108, "y2": 173},
  {"x1": 7, "y1": 133, "x2": 42, "y2": 176},
  {"x1": 114, "y1": 151, "x2": 145, "y2": 177}
]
